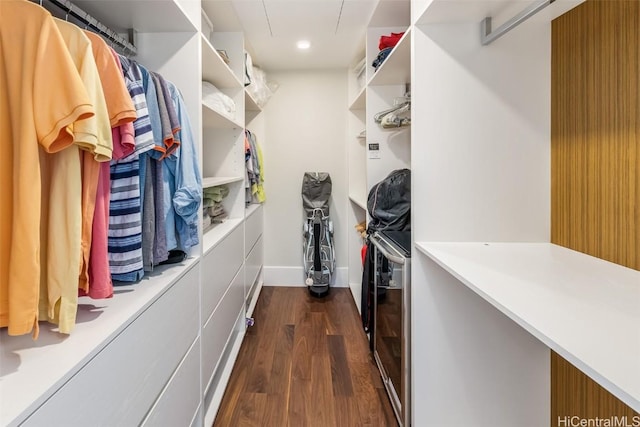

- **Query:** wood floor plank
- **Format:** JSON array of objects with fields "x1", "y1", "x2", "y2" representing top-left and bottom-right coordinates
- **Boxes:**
[
  {"x1": 327, "y1": 335, "x2": 354, "y2": 397},
  {"x1": 212, "y1": 287, "x2": 398, "y2": 427}
]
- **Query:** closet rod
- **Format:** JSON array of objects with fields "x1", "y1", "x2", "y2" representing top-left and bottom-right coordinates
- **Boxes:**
[
  {"x1": 481, "y1": 0, "x2": 555, "y2": 45},
  {"x1": 34, "y1": 0, "x2": 137, "y2": 55}
]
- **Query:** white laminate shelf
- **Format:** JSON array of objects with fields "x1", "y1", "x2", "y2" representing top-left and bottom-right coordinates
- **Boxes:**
[
  {"x1": 245, "y1": 203, "x2": 261, "y2": 219},
  {"x1": 203, "y1": 218, "x2": 243, "y2": 255},
  {"x1": 414, "y1": 0, "x2": 584, "y2": 25},
  {"x1": 202, "y1": 103, "x2": 243, "y2": 129},
  {"x1": 349, "y1": 194, "x2": 367, "y2": 211},
  {"x1": 0, "y1": 257, "x2": 200, "y2": 427},
  {"x1": 245, "y1": 90, "x2": 261, "y2": 112},
  {"x1": 201, "y1": 34, "x2": 242, "y2": 89},
  {"x1": 415, "y1": 241, "x2": 640, "y2": 412},
  {"x1": 75, "y1": 0, "x2": 196, "y2": 32},
  {"x1": 368, "y1": 28, "x2": 411, "y2": 87},
  {"x1": 349, "y1": 86, "x2": 366, "y2": 110},
  {"x1": 202, "y1": 176, "x2": 244, "y2": 188}
]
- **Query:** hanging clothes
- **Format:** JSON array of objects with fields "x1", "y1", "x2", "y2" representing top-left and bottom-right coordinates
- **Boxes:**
[
  {"x1": 82, "y1": 31, "x2": 137, "y2": 300},
  {"x1": 0, "y1": 1, "x2": 95, "y2": 337}
]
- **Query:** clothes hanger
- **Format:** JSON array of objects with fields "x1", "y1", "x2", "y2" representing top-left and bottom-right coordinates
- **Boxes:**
[{"x1": 374, "y1": 100, "x2": 410, "y2": 124}]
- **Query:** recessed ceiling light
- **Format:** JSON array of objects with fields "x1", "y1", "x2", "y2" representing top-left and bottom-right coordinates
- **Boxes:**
[{"x1": 296, "y1": 40, "x2": 311, "y2": 50}]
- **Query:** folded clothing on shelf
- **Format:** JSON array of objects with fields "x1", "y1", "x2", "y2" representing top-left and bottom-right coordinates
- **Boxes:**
[
  {"x1": 202, "y1": 185, "x2": 230, "y2": 229},
  {"x1": 379, "y1": 32, "x2": 404, "y2": 50},
  {"x1": 202, "y1": 81, "x2": 236, "y2": 120}
]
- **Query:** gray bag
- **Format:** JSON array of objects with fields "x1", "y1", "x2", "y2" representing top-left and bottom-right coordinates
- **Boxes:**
[
  {"x1": 367, "y1": 169, "x2": 411, "y2": 232},
  {"x1": 302, "y1": 172, "x2": 332, "y2": 217}
]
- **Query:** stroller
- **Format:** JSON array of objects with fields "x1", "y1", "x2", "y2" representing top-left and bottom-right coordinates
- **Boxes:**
[{"x1": 301, "y1": 172, "x2": 336, "y2": 297}]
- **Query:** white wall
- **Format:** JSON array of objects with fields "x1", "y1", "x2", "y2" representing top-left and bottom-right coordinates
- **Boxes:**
[{"x1": 262, "y1": 70, "x2": 348, "y2": 286}]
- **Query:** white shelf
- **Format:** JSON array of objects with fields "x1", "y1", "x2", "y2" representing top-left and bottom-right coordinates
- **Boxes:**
[
  {"x1": 368, "y1": 28, "x2": 411, "y2": 87},
  {"x1": 201, "y1": 34, "x2": 242, "y2": 89},
  {"x1": 245, "y1": 203, "x2": 262, "y2": 219},
  {"x1": 244, "y1": 90, "x2": 261, "y2": 112},
  {"x1": 201, "y1": 103, "x2": 243, "y2": 129},
  {"x1": 414, "y1": 0, "x2": 585, "y2": 26},
  {"x1": 202, "y1": 218, "x2": 243, "y2": 255},
  {"x1": 415, "y1": 241, "x2": 640, "y2": 412},
  {"x1": 349, "y1": 193, "x2": 367, "y2": 211},
  {"x1": 74, "y1": 0, "x2": 196, "y2": 32},
  {"x1": 0, "y1": 257, "x2": 200, "y2": 427},
  {"x1": 202, "y1": 176, "x2": 244, "y2": 188},
  {"x1": 349, "y1": 86, "x2": 366, "y2": 110}
]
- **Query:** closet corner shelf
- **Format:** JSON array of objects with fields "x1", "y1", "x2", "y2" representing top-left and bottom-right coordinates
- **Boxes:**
[
  {"x1": 202, "y1": 176, "x2": 244, "y2": 188},
  {"x1": 349, "y1": 86, "x2": 366, "y2": 110},
  {"x1": 201, "y1": 34, "x2": 242, "y2": 89},
  {"x1": 368, "y1": 27, "x2": 411, "y2": 87},
  {"x1": 244, "y1": 90, "x2": 262, "y2": 112},
  {"x1": 415, "y1": 241, "x2": 640, "y2": 413},
  {"x1": 203, "y1": 218, "x2": 244, "y2": 256},
  {"x1": 202, "y1": 103, "x2": 243, "y2": 129},
  {"x1": 245, "y1": 203, "x2": 262, "y2": 219},
  {"x1": 349, "y1": 194, "x2": 367, "y2": 211},
  {"x1": 0, "y1": 256, "x2": 200, "y2": 427}
]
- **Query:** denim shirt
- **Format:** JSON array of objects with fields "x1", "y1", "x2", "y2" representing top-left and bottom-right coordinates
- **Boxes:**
[{"x1": 163, "y1": 82, "x2": 201, "y2": 251}]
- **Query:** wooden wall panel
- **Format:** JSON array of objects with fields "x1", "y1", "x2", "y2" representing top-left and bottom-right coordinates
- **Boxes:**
[{"x1": 551, "y1": 0, "x2": 639, "y2": 424}]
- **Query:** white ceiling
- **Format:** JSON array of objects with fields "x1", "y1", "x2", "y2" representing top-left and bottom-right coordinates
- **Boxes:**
[{"x1": 202, "y1": 0, "x2": 385, "y2": 71}]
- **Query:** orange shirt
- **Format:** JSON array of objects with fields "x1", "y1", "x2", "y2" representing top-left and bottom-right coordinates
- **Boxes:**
[{"x1": 0, "y1": 1, "x2": 93, "y2": 337}]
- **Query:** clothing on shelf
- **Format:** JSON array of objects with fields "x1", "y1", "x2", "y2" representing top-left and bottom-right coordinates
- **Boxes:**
[
  {"x1": 0, "y1": 1, "x2": 201, "y2": 337},
  {"x1": 202, "y1": 81, "x2": 236, "y2": 121},
  {"x1": 244, "y1": 129, "x2": 266, "y2": 205},
  {"x1": 372, "y1": 32, "x2": 405, "y2": 72},
  {"x1": 203, "y1": 185, "x2": 230, "y2": 230}
]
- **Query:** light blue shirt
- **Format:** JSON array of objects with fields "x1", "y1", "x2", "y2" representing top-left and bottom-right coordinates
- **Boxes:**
[{"x1": 163, "y1": 82, "x2": 201, "y2": 251}]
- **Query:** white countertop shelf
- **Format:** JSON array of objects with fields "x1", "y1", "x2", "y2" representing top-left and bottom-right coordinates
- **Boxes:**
[
  {"x1": 202, "y1": 103, "x2": 243, "y2": 129},
  {"x1": 202, "y1": 176, "x2": 244, "y2": 188},
  {"x1": 415, "y1": 241, "x2": 640, "y2": 412},
  {"x1": 368, "y1": 28, "x2": 411, "y2": 87},
  {"x1": 201, "y1": 34, "x2": 242, "y2": 89},
  {"x1": 0, "y1": 257, "x2": 200, "y2": 427},
  {"x1": 203, "y1": 218, "x2": 244, "y2": 255}
]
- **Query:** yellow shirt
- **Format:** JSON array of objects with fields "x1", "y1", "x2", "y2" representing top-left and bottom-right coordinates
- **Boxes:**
[
  {"x1": 37, "y1": 19, "x2": 113, "y2": 334},
  {"x1": 0, "y1": 1, "x2": 93, "y2": 337}
]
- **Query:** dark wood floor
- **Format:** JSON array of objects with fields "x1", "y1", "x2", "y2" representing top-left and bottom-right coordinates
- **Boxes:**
[{"x1": 213, "y1": 286, "x2": 398, "y2": 427}]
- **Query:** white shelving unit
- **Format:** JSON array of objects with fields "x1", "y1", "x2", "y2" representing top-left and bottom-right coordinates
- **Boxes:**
[
  {"x1": 346, "y1": 0, "x2": 411, "y2": 312},
  {"x1": 202, "y1": 175, "x2": 244, "y2": 188}
]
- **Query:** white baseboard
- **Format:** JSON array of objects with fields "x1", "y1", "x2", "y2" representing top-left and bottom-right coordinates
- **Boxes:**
[{"x1": 264, "y1": 266, "x2": 348, "y2": 287}]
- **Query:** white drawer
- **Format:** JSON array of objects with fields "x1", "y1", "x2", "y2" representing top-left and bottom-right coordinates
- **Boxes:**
[
  {"x1": 202, "y1": 265, "x2": 245, "y2": 389},
  {"x1": 202, "y1": 224, "x2": 243, "y2": 322},
  {"x1": 142, "y1": 337, "x2": 201, "y2": 427},
  {"x1": 245, "y1": 236, "x2": 263, "y2": 302},
  {"x1": 244, "y1": 205, "x2": 263, "y2": 257},
  {"x1": 23, "y1": 265, "x2": 200, "y2": 427}
]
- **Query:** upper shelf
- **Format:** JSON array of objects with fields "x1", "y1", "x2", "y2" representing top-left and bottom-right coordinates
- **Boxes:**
[
  {"x1": 349, "y1": 86, "x2": 366, "y2": 110},
  {"x1": 245, "y1": 90, "x2": 261, "y2": 112},
  {"x1": 202, "y1": 103, "x2": 243, "y2": 129},
  {"x1": 74, "y1": 0, "x2": 196, "y2": 32},
  {"x1": 414, "y1": 0, "x2": 585, "y2": 26},
  {"x1": 415, "y1": 241, "x2": 640, "y2": 413},
  {"x1": 368, "y1": 28, "x2": 411, "y2": 87},
  {"x1": 201, "y1": 34, "x2": 242, "y2": 89},
  {"x1": 202, "y1": 176, "x2": 244, "y2": 188}
]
